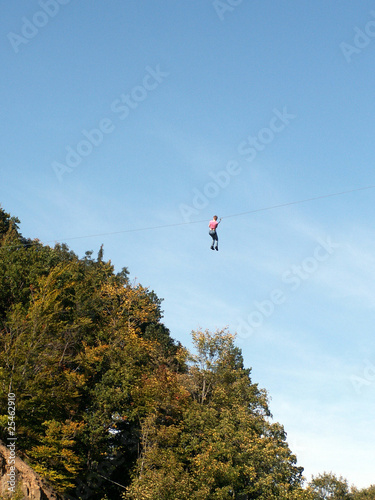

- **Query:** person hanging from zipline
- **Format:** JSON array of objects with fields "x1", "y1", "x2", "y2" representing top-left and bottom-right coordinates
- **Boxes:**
[{"x1": 208, "y1": 215, "x2": 221, "y2": 251}]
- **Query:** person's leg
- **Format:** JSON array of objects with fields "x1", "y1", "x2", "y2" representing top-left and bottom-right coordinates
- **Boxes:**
[
  {"x1": 214, "y1": 233, "x2": 219, "y2": 250},
  {"x1": 209, "y1": 230, "x2": 215, "y2": 249}
]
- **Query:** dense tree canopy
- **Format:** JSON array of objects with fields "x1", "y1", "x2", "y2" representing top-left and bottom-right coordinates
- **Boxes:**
[
  {"x1": 125, "y1": 329, "x2": 307, "y2": 499},
  {"x1": 0, "y1": 206, "x2": 182, "y2": 497},
  {"x1": 0, "y1": 206, "x2": 373, "y2": 499}
]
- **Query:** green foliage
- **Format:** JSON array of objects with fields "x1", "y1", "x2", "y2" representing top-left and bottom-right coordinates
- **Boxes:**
[
  {"x1": 1, "y1": 206, "x2": 366, "y2": 500},
  {"x1": 308, "y1": 472, "x2": 352, "y2": 499},
  {"x1": 28, "y1": 420, "x2": 84, "y2": 491},
  {"x1": 125, "y1": 329, "x2": 308, "y2": 499},
  {"x1": 352, "y1": 485, "x2": 375, "y2": 499},
  {"x1": 0, "y1": 206, "x2": 180, "y2": 498},
  {"x1": 308, "y1": 475, "x2": 375, "y2": 500}
]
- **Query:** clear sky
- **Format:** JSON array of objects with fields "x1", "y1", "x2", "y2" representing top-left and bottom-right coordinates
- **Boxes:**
[{"x1": 2, "y1": 0, "x2": 375, "y2": 489}]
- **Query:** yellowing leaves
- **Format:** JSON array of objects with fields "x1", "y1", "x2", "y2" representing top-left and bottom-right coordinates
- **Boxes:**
[
  {"x1": 29, "y1": 419, "x2": 84, "y2": 492},
  {"x1": 100, "y1": 281, "x2": 159, "y2": 332},
  {"x1": 126, "y1": 329, "x2": 305, "y2": 500},
  {"x1": 80, "y1": 342, "x2": 110, "y2": 365}
]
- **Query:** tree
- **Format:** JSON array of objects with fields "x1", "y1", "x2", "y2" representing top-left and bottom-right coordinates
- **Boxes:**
[
  {"x1": 308, "y1": 474, "x2": 375, "y2": 500},
  {"x1": 0, "y1": 206, "x2": 336, "y2": 499},
  {"x1": 308, "y1": 472, "x2": 353, "y2": 499},
  {"x1": 0, "y1": 206, "x2": 182, "y2": 498},
  {"x1": 125, "y1": 329, "x2": 308, "y2": 499},
  {"x1": 352, "y1": 485, "x2": 375, "y2": 500}
]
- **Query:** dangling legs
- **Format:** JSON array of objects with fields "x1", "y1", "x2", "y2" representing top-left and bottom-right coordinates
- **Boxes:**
[
  {"x1": 209, "y1": 230, "x2": 216, "y2": 250},
  {"x1": 209, "y1": 231, "x2": 218, "y2": 250}
]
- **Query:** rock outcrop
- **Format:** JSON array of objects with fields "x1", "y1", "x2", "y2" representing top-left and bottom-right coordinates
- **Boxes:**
[{"x1": 0, "y1": 441, "x2": 63, "y2": 500}]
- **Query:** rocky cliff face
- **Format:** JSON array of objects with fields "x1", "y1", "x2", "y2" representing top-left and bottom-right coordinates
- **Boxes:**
[{"x1": 0, "y1": 441, "x2": 63, "y2": 500}]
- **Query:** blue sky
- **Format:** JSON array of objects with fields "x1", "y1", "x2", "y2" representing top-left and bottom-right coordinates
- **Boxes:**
[{"x1": 2, "y1": 0, "x2": 375, "y2": 488}]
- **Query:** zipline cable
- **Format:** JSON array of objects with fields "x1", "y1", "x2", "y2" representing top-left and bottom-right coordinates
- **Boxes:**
[
  {"x1": 222, "y1": 184, "x2": 375, "y2": 219},
  {"x1": 1, "y1": 184, "x2": 375, "y2": 250},
  {"x1": 46, "y1": 183, "x2": 375, "y2": 241}
]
